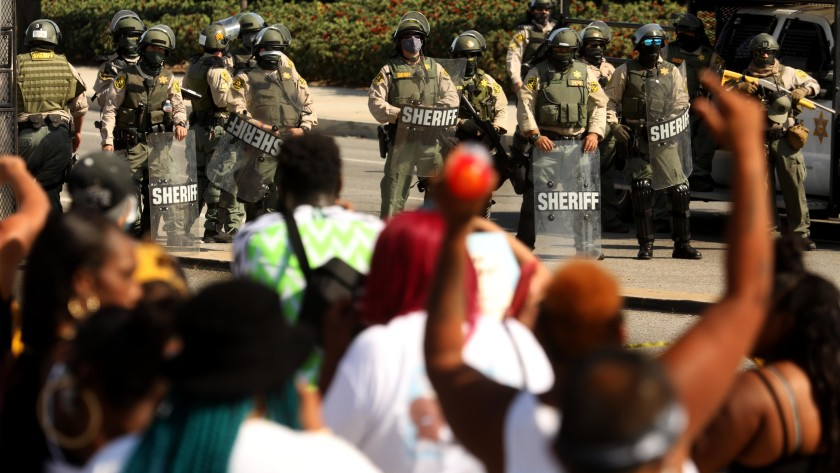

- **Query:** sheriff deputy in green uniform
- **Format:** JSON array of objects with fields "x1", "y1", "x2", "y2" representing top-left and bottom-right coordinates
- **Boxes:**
[
  {"x1": 606, "y1": 24, "x2": 702, "y2": 260},
  {"x1": 517, "y1": 28, "x2": 608, "y2": 255},
  {"x1": 16, "y1": 19, "x2": 88, "y2": 214},
  {"x1": 92, "y1": 10, "x2": 146, "y2": 107},
  {"x1": 227, "y1": 23, "x2": 317, "y2": 220},
  {"x1": 732, "y1": 33, "x2": 820, "y2": 250},
  {"x1": 663, "y1": 13, "x2": 724, "y2": 193},
  {"x1": 368, "y1": 11, "x2": 459, "y2": 218},
  {"x1": 100, "y1": 24, "x2": 188, "y2": 239},
  {"x1": 450, "y1": 29, "x2": 508, "y2": 217},
  {"x1": 228, "y1": 12, "x2": 266, "y2": 74},
  {"x1": 577, "y1": 21, "x2": 629, "y2": 234},
  {"x1": 184, "y1": 24, "x2": 244, "y2": 243}
]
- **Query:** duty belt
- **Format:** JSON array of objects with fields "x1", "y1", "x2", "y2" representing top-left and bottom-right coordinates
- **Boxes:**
[
  {"x1": 542, "y1": 130, "x2": 584, "y2": 141},
  {"x1": 765, "y1": 129, "x2": 787, "y2": 141}
]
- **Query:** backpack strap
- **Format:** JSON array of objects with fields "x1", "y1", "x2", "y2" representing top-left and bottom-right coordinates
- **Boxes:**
[{"x1": 281, "y1": 208, "x2": 312, "y2": 281}]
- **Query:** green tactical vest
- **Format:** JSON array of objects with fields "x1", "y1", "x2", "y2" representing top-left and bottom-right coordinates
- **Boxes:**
[
  {"x1": 665, "y1": 43, "x2": 712, "y2": 97},
  {"x1": 461, "y1": 70, "x2": 496, "y2": 121},
  {"x1": 230, "y1": 45, "x2": 253, "y2": 74},
  {"x1": 535, "y1": 60, "x2": 589, "y2": 129},
  {"x1": 386, "y1": 57, "x2": 441, "y2": 107},
  {"x1": 620, "y1": 60, "x2": 677, "y2": 121},
  {"x1": 523, "y1": 26, "x2": 550, "y2": 65},
  {"x1": 115, "y1": 65, "x2": 174, "y2": 132},
  {"x1": 244, "y1": 66, "x2": 301, "y2": 128},
  {"x1": 17, "y1": 51, "x2": 79, "y2": 115},
  {"x1": 184, "y1": 55, "x2": 227, "y2": 113}
]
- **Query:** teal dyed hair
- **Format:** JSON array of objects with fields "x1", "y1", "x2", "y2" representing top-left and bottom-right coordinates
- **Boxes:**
[{"x1": 122, "y1": 381, "x2": 300, "y2": 473}]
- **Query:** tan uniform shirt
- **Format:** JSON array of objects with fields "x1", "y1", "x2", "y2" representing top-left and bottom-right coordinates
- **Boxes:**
[
  {"x1": 226, "y1": 54, "x2": 318, "y2": 131},
  {"x1": 506, "y1": 21, "x2": 556, "y2": 87},
  {"x1": 201, "y1": 54, "x2": 234, "y2": 109},
  {"x1": 367, "y1": 57, "x2": 460, "y2": 124},
  {"x1": 605, "y1": 57, "x2": 690, "y2": 125},
  {"x1": 517, "y1": 63, "x2": 608, "y2": 139},
  {"x1": 472, "y1": 73, "x2": 509, "y2": 130},
  {"x1": 748, "y1": 59, "x2": 819, "y2": 129},
  {"x1": 92, "y1": 52, "x2": 139, "y2": 107},
  {"x1": 584, "y1": 59, "x2": 615, "y2": 84},
  {"x1": 99, "y1": 67, "x2": 187, "y2": 146},
  {"x1": 17, "y1": 62, "x2": 89, "y2": 125}
]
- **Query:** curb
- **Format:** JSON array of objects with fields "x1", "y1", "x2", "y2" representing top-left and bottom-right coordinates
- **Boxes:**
[{"x1": 623, "y1": 296, "x2": 710, "y2": 315}]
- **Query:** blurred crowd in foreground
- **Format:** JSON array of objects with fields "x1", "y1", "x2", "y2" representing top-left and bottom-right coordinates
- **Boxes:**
[{"x1": 0, "y1": 73, "x2": 838, "y2": 473}]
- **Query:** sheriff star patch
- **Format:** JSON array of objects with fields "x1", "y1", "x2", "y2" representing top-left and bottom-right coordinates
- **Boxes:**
[
  {"x1": 572, "y1": 70, "x2": 582, "y2": 79},
  {"x1": 698, "y1": 53, "x2": 705, "y2": 62},
  {"x1": 479, "y1": 79, "x2": 488, "y2": 88},
  {"x1": 232, "y1": 77, "x2": 244, "y2": 90},
  {"x1": 660, "y1": 67, "x2": 670, "y2": 76},
  {"x1": 158, "y1": 75, "x2": 169, "y2": 85},
  {"x1": 282, "y1": 71, "x2": 292, "y2": 80},
  {"x1": 814, "y1": 112, "x2": 829, "y2": 144},
  {"x1": 114, "y1": 75, "x2": 126, "y2": 90},
  {"x1": 526, "y1": 76, "x2": 539, "y2": 91}
]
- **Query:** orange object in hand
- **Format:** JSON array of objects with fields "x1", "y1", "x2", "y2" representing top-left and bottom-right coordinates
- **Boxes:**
[{"x1": 444, "y1": 144, "x2": 497, "y2": 200}]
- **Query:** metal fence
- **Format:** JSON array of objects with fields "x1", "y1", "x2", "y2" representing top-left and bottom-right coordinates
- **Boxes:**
[{"x1": 0, "y1": 0, "x2": 15, "y2": 218}]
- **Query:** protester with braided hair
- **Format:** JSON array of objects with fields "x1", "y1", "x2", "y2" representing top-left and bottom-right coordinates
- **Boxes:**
[{"x1": 693, "y1": 232, "x2": 840, "y2": 473}]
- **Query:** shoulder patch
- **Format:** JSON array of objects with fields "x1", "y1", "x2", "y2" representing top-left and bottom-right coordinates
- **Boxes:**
[
  {"x1": 288, "y1": 58, "x2": 295, "y2": 68},
  {"x1": 795, "y1": 69, "x2": 807, "y2": 79},
  {"x1": 232, "y1": 77, "x2": 244, "y2": 90},
  {"x1": 588, "y1": 81, "x2": 600, "y2": 93},
  {"x1": 526, "y1": 76, "x2": 539, "y2": 91},
  {"x1": 373, "y1": 71, "x2": 385, "y2": 85},
  {"x1": 221, "y1": 70, "x2": 232, "y2": 84},
  {"x1": 514, "y1": 32, "x2": 525, "y2": 45},
  {"x1": 441, "y1": 67, "x2": 450, "y2": 78},
  {"x1": 299, "y1": 76, "x2": 307, "y2": 87},
  {"x1": 172, "y1": 80, "x2": 181, "y2": 94},
  {"x1": 114, "y1": 75, "x2": 126, "y2": 90},
  {"x1": 493, "y1": 83, "x2": 502, "y2": 94}
]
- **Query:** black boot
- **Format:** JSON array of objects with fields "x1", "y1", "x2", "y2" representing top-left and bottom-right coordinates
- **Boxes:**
[
  {"x1": 668, "y1": 183, "x2": 702, "y2": 259},
  {"x1": 637, "y1": 241, "x2": 654, "y2": 260},
  {"x1": 673, "y1": 241, "x2": 702, "y2": 259}
]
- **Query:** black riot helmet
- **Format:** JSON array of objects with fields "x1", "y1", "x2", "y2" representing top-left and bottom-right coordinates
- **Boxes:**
[
  {"x1": 632, "y1": 23, "x2": 666, "y2": 69},
  {"x1": 580, "y1": 24, "x2": 609, "y2": 65},
  {"x1": 671, "y1": 13, "x2": 707, "y2": 51},
  {"x1": 109, "y1": 11, "x2": 146, "y2": 59},
  {"x1": 528, "y1": 0, "x2": 555, "y2": 26},
  {"x1": 749, "y1": 33, "x2": 780, "y2": 68},
  {"x1": 450, "y1": 30, "x2": 486, "y2": 78},
  {"x1": 199, "y1": 24, "x2": 231, "y2": 52},
  {"x1": 24, "y1": 19, "x2": 62, "y2": 50},
  {"x1": 393, "y1": 11, "x2": 430, "y2": 56},
  {"x1": 238, "y1": 12, "x2": 267, "y2": 52},
  {"x1": 547, "y1": 28, "x2": 580, "y2": 70},
  {"x1": 252, "y1": 24, "x2": 292, "y2": 68}
]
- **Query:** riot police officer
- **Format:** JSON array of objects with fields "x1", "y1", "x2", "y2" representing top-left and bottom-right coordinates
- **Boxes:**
[
  {"x1": 450, "y1": 30, "x2": 508, "y2": 217},
  {"x1": 517, "y1": 28, "x2": 608, "y2": 256},
  {"x1": 506, "y1": 0, "x2": 558, "y2": 96},
  {"x1": 577, "y1": 22, "x2": 628, "y2": 234},
  {"x1": 100, "y1": 24, "x2": 188, "y2": 240},
  {"x1": 184, "y1": 24, "x2": 245, "y2": 243},
  {"x1": 606, "y1": 24, "x2": 702, "y2": 260},
  {"x1": 368, "y1": 11, "x2": 459, "y2": 218},
  {"x1": 734, "y1": 33, "x2": 819, "y2": 250},
  {"x1": 228, "y1": 12, "x2": 266, "y2": 74},
  {"x1": 17, "y1": 19, "x2": 88, "y2": 214},
  {"x1": 227, "y1": 24, "x2": 317, "y2": 220},
  {"x1": 663, "y1": 13, "x2": 723, "y2": 193},
  {"x1": 92, "y1": 10, "x2": 146, "y2": 107}
]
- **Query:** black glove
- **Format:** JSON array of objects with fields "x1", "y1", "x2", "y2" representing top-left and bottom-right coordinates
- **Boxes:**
[{"x1": 611, "y1": 122, "x2": 631, "y2": 144}]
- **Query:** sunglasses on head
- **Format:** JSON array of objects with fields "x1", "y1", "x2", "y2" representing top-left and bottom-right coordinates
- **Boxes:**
[{"x1": 643, "y1": 38, "x2": 664, "y2": 47}]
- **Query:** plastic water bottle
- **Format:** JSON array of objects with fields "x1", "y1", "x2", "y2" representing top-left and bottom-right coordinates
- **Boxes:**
[
  {"x1": 162, "y1": 99, "x2": 173, "y2": 114},
  {"x1": 444, "y1": 143, "x2": 496, "y2": 200}
]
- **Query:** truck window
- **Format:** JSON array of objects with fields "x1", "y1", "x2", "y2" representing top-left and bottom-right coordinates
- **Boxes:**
[
  {"x1": 778, "y1": 19, "x2": 830, "y2": 76},
  {"x1": 716, "y1": 13, "x2": 778, "y2": 72}
]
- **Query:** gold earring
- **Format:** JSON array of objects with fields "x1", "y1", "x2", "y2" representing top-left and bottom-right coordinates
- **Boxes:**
[
  {"x1": 85, "y1": 296, "x2": 100, "y2": 314},
  {"x1": 67, "y1": 298, "x2": 86, "y2": 320}
]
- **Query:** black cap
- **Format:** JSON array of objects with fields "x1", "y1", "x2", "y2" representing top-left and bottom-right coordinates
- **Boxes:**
[
  {"x1": 167, "y1": 280, "x2": 315, "y2": 401},
  {"x1": 69, "y1": 152, "x2": 135, "y2": 216}
]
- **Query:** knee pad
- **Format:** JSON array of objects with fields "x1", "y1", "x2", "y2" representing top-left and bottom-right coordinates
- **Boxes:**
[
  {"x1": 668, "y1": 183, "x2": 691, "y2": 241},
  {"x1": 630, "y1": 179, "x2": 654, "y2": 242}
]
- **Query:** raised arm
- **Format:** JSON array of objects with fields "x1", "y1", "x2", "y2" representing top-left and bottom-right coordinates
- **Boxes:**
[{"x1": 661, "y1": 71, "x2": 773, "y2": 442}]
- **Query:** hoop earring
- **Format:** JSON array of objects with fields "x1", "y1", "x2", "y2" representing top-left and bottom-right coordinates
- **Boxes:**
[{"x1": 36, "y1": 372, "x2": 102, "y2": 451}]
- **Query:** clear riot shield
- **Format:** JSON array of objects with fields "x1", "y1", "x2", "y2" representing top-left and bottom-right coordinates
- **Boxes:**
[
  {"x1": 147, "y1": 132, "x2": 200, "y2": 251},
  {"x1": 645, "y1": 72, "x2": 693, "y2": 190},
  {"x1": 207, "y1": 113, "x2": 283, "y2": 203},
  {"x1": 532, "y1": 141, "x2": 601, "y2": 257}
]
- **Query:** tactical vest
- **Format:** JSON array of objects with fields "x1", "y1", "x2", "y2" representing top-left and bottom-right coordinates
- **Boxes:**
[
  {"x1": 100, "y1": 56, "x2": 130, "y2": 82},
  {"x1": 522, "y1": 23, "x2": 554, "y2": 65},
  {"x1": 184, "y1": 55, "x2": 227, "y2": 113},
  {"x1": 115, "y1": 65, "x2": 174, "y2": 132},
  {"x1": 17, "y1": 51, "x2": 78, "y2": 115},
  {"x1": 620, "y1": 60, "x2": 677, "y2": 121},
  {"x1": 230, "y1": 46, "x2": 253, "y2": 74},
  {"x1": 462, "y1": 70, "x2": 496, "y2": 121},
  {"x1": 244, "y1": 66, "x2": 301, "y2": 128},
  {"x1": 386, "y1": 57, "x2": 441, "y2": 107},
  {"x1": 535, "y1": 60, "x2": 589, "y2": 129},
  {"x1": 666, "y1": 43, "x2": 713, "y2": 97}
]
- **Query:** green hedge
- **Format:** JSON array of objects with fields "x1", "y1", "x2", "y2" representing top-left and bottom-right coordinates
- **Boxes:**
[{"x1": 42, "y1": 0, "x2": 687, "y2": 90}]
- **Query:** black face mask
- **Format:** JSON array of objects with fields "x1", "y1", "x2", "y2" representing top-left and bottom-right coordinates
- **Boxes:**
[
  {"x1": 532, "y1": 10, "x2": 550, "y2": 26},
  {"x1": 464, "y1": 56, "x2": 478, "y2": 78},
  {"x1": 117, "y1": 34, "x2": 140, "y2": 59},
  {"x1": 676, "y1": 33, "x2": 700, "y2": 52},
  {"x1": 242, "y1": 32, "x2": 257, "y2": 53},
  {"x1": 257, "y1": 50, "x2": 283, "y2": 69},
  {"x1": 582, "y1": 44, "x2": 604, "y2": 65},
  {"x1": 637, "y1": 44, "x2": 661, "y2": 68},
  {"x1": 549, "y1": 50, "x2": 574, "y2": 70},
  {"x1": 752, "y1": 50, "x2": 776, "y2": 68},
  {"x1": 140, "y1": 50, "x2": 165, "y2": 74}
]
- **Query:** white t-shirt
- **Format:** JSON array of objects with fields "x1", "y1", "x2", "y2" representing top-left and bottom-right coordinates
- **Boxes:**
[
  {"x1": 82, "y1": 418, "x2": 382, "y2": 473},
  {"x1": 503, "y1": 392, "x2": 701, "y2": 473},
  {"x1": 322, "y1": 311, "x2": 554, "y2": 473}
]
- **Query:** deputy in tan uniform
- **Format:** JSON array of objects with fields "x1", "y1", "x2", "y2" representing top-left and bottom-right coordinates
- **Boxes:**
[
  {"x1": 92, "y1": 10, "x2": 146, "y2": 107},
  {"x1": 733, "y1": 33, "x2": 820, "y2": 250},
  {"x1": 606, "y1": 24, "x2": 701, "y2": 260},
  {"x1": 100, "y1": 24, "x2": 187, "y2": 238},
  {"x1": 227, "y1": 23, "x2": 317, "y2": 220},
  {"x1": 517, "y1": 28, "x2": 607, "y2": 256},
  {"x1": 369, "y1": 11, "x2": 459, "y2": 218},
  {"x1": 17, "y1": 19, "x2": 88, "y2": 213},
  {"x1": 506, "y1": 0, "x2": 558, "y2": 95}
]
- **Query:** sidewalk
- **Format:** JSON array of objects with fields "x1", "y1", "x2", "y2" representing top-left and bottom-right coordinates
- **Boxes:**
[{"x1": 77, "y1": 66, "x2": 713, "y2": 313}]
